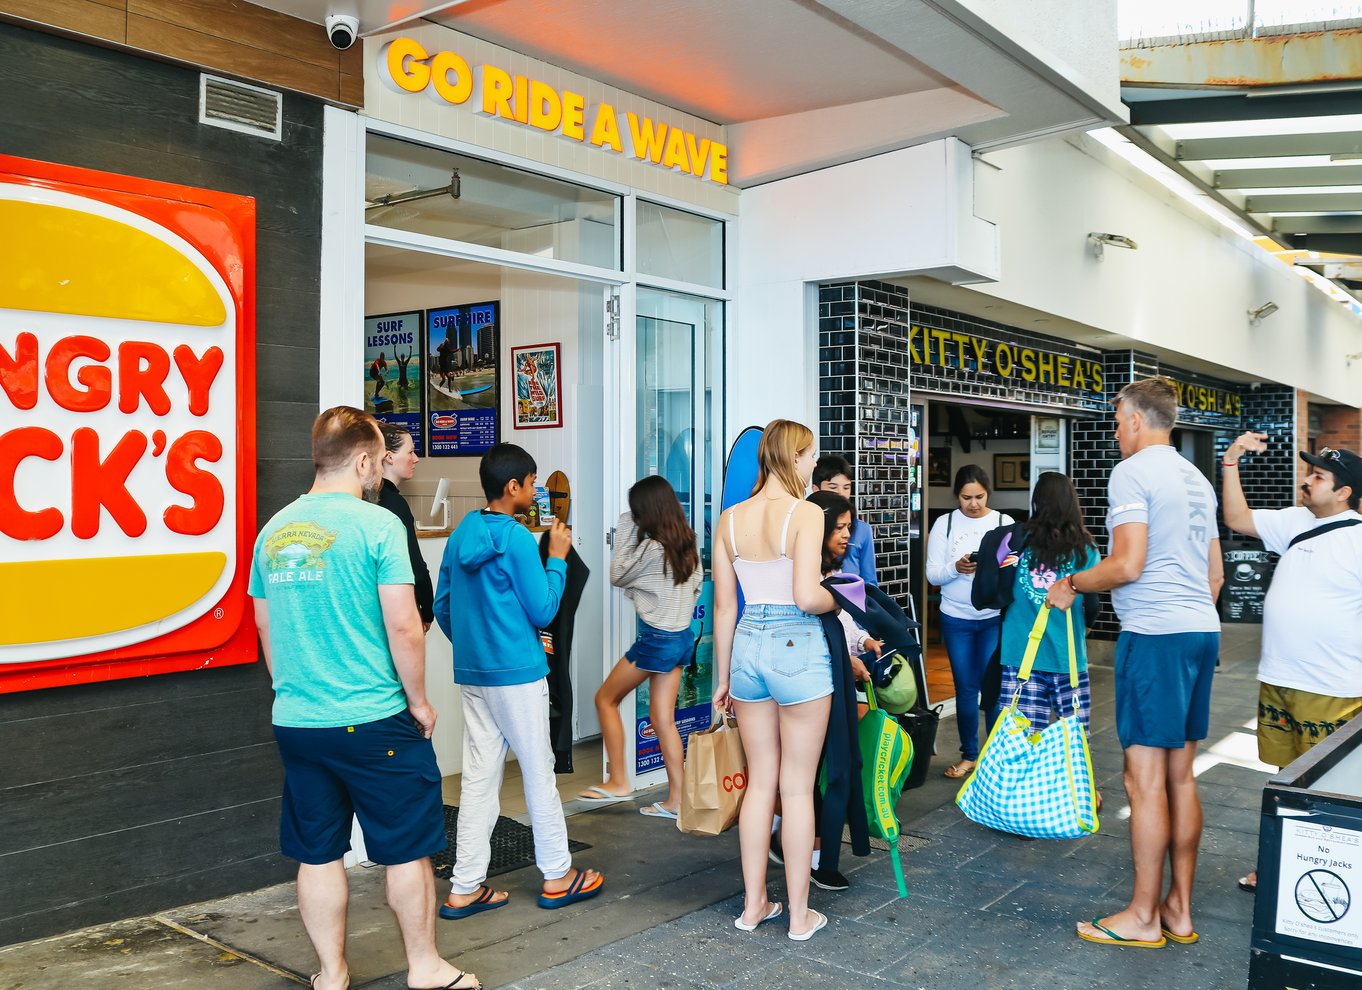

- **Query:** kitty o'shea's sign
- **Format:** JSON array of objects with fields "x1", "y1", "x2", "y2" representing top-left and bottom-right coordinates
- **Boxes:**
[{"x1": 0, "y1": 155, "x2": 256, "y2": 692}]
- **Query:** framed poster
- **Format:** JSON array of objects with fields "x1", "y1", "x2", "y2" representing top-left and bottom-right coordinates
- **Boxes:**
[
  {"x1": 994, "y1": 453, "x2": 1031, "y2": 490},
  {"x1": 426, "y1": 301, "x2": 499, "y2": 455},
  {"x1": 512, "y1": 342, "x2": 563, "y2": 429},
  {"x1": 364, "y1": 311, "x2": 424, "y2": 451}
]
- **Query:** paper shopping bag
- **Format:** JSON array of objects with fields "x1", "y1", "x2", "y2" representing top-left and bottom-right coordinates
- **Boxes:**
[{"x1": 677, "y1": 715, "x2": 747, "y2": 836}]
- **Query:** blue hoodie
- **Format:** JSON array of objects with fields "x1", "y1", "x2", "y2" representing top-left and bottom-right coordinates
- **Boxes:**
[{"x1": 435, "y1": 510, "x2": 567, "y2": 686}]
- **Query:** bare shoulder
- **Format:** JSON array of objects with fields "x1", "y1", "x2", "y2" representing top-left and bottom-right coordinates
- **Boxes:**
[{"x1": 790, "y1": 499, "x2": 823, "y2": 526}]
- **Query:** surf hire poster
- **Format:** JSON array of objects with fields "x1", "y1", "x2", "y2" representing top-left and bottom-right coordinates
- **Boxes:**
[
  {"x1": 364, "y1": 311, "x2": 424, "y2": 450},
  {"x1": 426, "y1": 301, "x2": 499, "y2": 455}
]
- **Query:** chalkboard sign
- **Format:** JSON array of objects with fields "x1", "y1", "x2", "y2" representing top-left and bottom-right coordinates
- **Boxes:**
[{"x1": 1221, "y1": 545, "x2": 1276, "y2": 623}]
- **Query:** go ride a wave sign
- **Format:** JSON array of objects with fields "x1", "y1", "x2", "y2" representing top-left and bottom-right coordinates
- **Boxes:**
[{"x1": 0, "y1": 155, "x2": 257, "y2": 691}]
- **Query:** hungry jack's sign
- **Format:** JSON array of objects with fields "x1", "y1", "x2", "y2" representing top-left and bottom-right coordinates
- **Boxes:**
[{"x1": 0, "y1": 155, "x2": 257, "y2": 692}]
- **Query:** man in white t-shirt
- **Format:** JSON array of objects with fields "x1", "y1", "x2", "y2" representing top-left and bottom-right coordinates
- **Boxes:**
[
  {"x1": 1220, "y1": 435, "x2": 1362, "y2": 894},
  {"x1": 1046, "y1": 377, "x2": 1223, "y2": 950}
]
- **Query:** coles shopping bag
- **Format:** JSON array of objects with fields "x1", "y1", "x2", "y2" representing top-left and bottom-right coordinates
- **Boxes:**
[
  {"x1": 677, "y1": 715, "x2": 746, "y2": 836},
  {"x1": 955, "y1": 605, "x2": 1099, "y2": 840}
]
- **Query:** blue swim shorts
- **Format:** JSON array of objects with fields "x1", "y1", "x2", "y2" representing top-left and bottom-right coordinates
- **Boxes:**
[
  {"x1": 1114, "y1": 631, "x2": 1220, "y2": 750},
  {"x1": 626, "y1": 619, "x2": 695, "y2": 674},
  {"x1": 273, "y1": 710, "x2": 446, "y2": 866},
  {"x1": 729, "y1": 604, "x2": 833, "y2": 707}
]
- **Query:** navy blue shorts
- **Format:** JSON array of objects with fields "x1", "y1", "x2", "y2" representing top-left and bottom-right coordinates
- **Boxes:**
[
  {"x1": 625, "y1": 620, "x2": 695, "y2": 674},
  {"x1": 273, "y1": 710, "x2": 446, "y2": 866},
  {"x1": 1115, "y1": 631, "x2": 1220, "y2": 750}
]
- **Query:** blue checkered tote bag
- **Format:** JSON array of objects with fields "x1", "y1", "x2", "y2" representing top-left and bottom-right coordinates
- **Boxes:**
[{"x1": 955, "y1": 605, "x2": 1099, "y2": 840}]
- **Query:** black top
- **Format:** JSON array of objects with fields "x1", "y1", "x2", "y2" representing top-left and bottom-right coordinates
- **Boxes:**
[{"x1": 377, "y1": 478, "x2": 435, "y2": 623}]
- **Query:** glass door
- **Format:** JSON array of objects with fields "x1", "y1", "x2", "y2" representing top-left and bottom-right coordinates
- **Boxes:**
[{"x1": 626, "y1": 288, "x2": 723, "y2": 785}]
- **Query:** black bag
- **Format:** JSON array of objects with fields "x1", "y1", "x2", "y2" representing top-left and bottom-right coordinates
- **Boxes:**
[{"x1": 896, "y1": 704, "x2": 943, "y2": 792}]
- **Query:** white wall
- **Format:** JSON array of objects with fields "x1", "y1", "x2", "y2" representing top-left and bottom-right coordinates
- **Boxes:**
[
  {"x1": 733, "y1": 138, "x2": 998, "y2": 445},
  {"x1": 971, "y1": 134, "x2": 1362, "y2": 406}
]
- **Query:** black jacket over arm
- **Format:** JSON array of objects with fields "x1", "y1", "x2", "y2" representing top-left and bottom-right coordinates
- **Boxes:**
[
  {"x1": 377, "y1": 479, "x2": 434, "y2": 623},
  {"x1": 539, "y1": 535, "x2": 591, "y2": 774},
  {"x1": 816, "y1": 606, "x2": 869, "y2": 873}
]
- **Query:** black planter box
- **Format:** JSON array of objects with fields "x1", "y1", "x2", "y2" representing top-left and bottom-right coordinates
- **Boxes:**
[{"x1": 1249, "y1": 715, "x2": 1362, "y2": 988}]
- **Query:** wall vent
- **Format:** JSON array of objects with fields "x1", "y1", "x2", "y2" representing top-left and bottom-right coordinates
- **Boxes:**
[{"x1": 199, "y1": 74, "x2": 282, "y2": 141}]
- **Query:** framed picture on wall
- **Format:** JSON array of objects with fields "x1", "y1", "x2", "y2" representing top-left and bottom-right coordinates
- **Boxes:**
[
  {"x1": 426, "y1": 301, "x2": 499, "y2": 455},
  {"x1": 364, "y1": 311, "x2": 425, "y2": 452},
  {"x1": 994, "y1": 453, "x2": 1031, "y2": 490},
  {"x1": 512, "y1": 342, "x2": 563, "y2": 429},
  {"x1": 927, "y1": 447, "x2": 951, "y2": 487}
]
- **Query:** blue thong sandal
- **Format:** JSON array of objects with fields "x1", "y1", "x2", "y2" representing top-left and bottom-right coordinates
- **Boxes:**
[
  {"x1": 537, "y1": 868, "x2": 604, "y2": 909},
  {"x1": 439, "y1": 885, "x2": 507, "y2": 920}
]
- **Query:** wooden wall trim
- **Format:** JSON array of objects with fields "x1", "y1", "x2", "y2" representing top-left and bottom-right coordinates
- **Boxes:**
[{"x1": 0, "y1": 0, "x2": 363, "y2": 107}]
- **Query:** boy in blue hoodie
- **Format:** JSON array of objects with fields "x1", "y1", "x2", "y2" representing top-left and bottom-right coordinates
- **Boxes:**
[{"x1": 434, "y1": 443, "x2": 604, "y2": 919}]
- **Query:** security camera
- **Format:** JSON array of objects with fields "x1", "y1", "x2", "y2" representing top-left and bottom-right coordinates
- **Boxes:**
[{"x1": 325, "y1": 14, "x2": 358, "y2": 50}]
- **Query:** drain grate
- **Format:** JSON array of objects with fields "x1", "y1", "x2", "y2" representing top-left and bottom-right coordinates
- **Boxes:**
[
  {"x1": 842, "y1": 827, "x2": 932, "y2": 853},
  {"x1": 431, "y1": 806, "x2": 590, "y2": 879}
]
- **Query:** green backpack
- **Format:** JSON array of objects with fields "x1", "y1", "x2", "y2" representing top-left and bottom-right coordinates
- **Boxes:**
[{"x1": 859, "y1": 689, "x2": 913, "y2": 897}]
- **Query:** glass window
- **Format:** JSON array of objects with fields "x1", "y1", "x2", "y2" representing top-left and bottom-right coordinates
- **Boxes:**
[
  {"x1": 365, "y1": 133, "x2": 621, "y2": 270},
  {"x1": 637, "y1": 201, "x2": 724, "y2": 289}
]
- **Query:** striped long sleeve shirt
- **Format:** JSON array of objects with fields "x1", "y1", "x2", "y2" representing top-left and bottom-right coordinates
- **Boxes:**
[{"x1": 610, "y1": 512, "x2": 702, "y2": 632}]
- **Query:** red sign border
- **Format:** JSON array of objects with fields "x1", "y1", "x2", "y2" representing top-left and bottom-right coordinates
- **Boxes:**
[{"x1": 0, "y1": 155, "x2": 258, "y2": 693}]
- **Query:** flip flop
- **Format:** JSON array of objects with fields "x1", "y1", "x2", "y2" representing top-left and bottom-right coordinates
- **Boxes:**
[
  {"x1": 640, "y1": 802, "x2": 679, "y2": 820},
  {"x1": 1161, "y1": 927, "x2": 1199, "y2": 945},
  {"x1": 438, "y1": 885, "x2": 507, "y2": 920},
  {"x1": 733, "y1": 901, "x2": 782, "y2": 932},
  {"x1": 538, "y1": 868, "x2": 604, "y2": 909},
  {"x1": 577, "y1": 785, "x2": 631, "y2": 804},
  {"x1": 788, "y1": 909, "x2": 828, "y2": 942},
  {"x1": 1238, "y1": 875, "x2": 1257, "y2": 894},
  {"x1": 943, "y1": 761, "x2": 975, "y2": 779},
  {"x1": 1077, "y1": 918, "x2": 1166, "y2": 949},
  {"x1": 409, "y1": 971, "x2": 482, "y2": 990}
]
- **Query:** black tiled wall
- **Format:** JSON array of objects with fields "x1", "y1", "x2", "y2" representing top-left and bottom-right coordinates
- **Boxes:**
[{"x1": 819, "y1": 281, "x2": 915, "y2": 605}]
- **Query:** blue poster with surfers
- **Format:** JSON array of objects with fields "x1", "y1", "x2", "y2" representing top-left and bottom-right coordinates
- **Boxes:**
[
  {"x1": 426, "y1": 302, "x2": 499, "y2": 455},
  {"x1": 636, "y1": 581, "x2": 715, "y2": 774},
  {"x1": 364, "y1": 311, "x2": 424, "y2": 451}
]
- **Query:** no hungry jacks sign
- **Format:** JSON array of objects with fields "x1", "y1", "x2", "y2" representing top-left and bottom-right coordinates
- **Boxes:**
[{"x1": 0, "y1": 155, "x2": 257, "y2": 692}]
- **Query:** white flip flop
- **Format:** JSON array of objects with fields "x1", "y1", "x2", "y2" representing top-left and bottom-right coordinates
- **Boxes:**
[
  {"x1": 788, "y1": 909, "x2": 828, "y2": 942},
  {"x1": 577, "y1": 786, "x2": 631, "y2": 804},
  {"x1": 640, "y1": 802, "x2": 678, "y2": 820},
  {"x1": 734, "y1": 901, "x2": 782, "y2": 932}
]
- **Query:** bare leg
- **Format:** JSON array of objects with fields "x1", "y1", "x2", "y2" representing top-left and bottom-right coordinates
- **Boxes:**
[
  {"x1": 585, "y1": 658, "x2": 649, "y2": 798},
  {"x1": 386, "y1": 858, "x2": 477, "y2": 990},
  {"x1": 734, "y1": 698, "x2": 781, "y2": 926},
  {"x1": 1160, "y1": 742, "x2": 1202, "y2": 937},
  {"x1": 297, "y1": 861, "x2": 349, "y2": 990},
  {"x1": 777, "y1": 696, "x2": 832, "y2": 935},
  {"x1": 1077, "y1": 744, "x2": 1168, "y2": 943},
  {"x1": 648, "y1": 667, "x2": 685, "y2": 811}
]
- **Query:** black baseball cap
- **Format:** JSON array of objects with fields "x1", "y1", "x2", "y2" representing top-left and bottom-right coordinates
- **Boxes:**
[{"x1": 1300, "y1": 447, "x2": 1362, "y2": 493}]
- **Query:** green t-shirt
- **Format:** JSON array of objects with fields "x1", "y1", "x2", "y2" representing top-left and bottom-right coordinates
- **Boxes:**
[
  {"x1": 1000, "y1": 545, "x2": 1101, "y2": 676},
  {"x1": 248, "y1": 492, "x2": 415, "y2": 728}
]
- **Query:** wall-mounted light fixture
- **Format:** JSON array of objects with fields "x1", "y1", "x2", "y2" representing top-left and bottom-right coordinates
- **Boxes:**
[
  {"x1": 1088, "y1": 232, "x2": 1138, "y2": 261},
  {"x1": 1248, "y1": 302, "x2": 1279, "y2": 326}
]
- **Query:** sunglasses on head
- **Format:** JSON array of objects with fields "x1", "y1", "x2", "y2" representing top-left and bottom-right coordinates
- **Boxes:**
[{"x1": 1318, "y1": 447, "x2": 1343, "y2": 462}]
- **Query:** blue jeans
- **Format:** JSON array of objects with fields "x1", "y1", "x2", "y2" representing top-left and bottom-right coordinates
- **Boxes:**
[{"x1": 940, "y1": 613, "x2": 1001, "y2": 761}]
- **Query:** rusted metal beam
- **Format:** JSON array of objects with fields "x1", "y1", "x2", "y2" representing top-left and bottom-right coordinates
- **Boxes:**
[
  {"x1": 1177, "y1": 133, "x2": 1362, "y2": 160},
  {"x1": 1121, "y1": 29, "x2": 1362, "y2": 88}
]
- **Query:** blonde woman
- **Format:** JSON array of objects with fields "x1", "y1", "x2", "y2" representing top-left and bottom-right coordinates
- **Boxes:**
[{"x1": 713, "y1": 420, "x2": 837, "y2": 942}]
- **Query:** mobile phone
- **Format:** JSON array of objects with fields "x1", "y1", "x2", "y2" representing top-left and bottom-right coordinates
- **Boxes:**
[{"x1": 964, "y1": 552, "x2": 976, "y2": 563}]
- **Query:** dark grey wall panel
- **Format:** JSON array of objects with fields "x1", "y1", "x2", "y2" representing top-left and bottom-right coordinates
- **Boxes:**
[{"x1": 0, "y1": 22, "x2": 323, "y2": 945}]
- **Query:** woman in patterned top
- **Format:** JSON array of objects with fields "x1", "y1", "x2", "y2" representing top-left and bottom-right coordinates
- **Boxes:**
[{"x1": 578, "y1": 476, "x2": 703, "y2": 818}]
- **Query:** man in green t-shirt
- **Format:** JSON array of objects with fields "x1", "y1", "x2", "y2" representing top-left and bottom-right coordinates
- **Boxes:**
[{"x1": 249, "y1": 406, "x2": 477, "y2": 990}]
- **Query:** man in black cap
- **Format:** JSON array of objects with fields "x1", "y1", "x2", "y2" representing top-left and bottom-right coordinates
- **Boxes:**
[{"x1": 1221, "y1": 434, "x2": 1362, "y2": 893}]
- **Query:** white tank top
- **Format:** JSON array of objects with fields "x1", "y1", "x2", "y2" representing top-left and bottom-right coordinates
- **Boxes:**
[{"x1": 729, "y1": 501, "x2": 800, "y2": 606}]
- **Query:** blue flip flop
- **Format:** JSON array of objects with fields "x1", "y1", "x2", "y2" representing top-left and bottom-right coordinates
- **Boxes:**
[
  {"x1": 439, "y1": 885, "x2": 508, "y2": 920},
  {"x1": 537, "y1": 868, "x2": 604, "y2": 910}
]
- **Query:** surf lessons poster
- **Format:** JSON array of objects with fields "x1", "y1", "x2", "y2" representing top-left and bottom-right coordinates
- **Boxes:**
[
  {"x1": 636, "y1": 581, "x2": 714, "y2": 775},
  {"x1": 426, "y1": 301, "x2": 498, "y2": 455},
  {"x1": 364, "y1": 311, "x2": 424, "y2": 451}
]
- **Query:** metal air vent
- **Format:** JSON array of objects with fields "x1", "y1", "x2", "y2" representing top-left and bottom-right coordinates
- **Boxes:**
[{"x1": 199, "y1": 74, "x2": 282, "y2": 141}]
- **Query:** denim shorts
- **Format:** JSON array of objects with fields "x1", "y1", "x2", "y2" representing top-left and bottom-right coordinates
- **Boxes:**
[
  {"x1": 626, "y1": 619, "x2": 695, "y2": 674},
  {"x1": 1115, "y1": 631, "x2": 1220, "y2": 749},
  {"x1": 729, "y1": 605, "x2": 833, "y2": 707}
]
